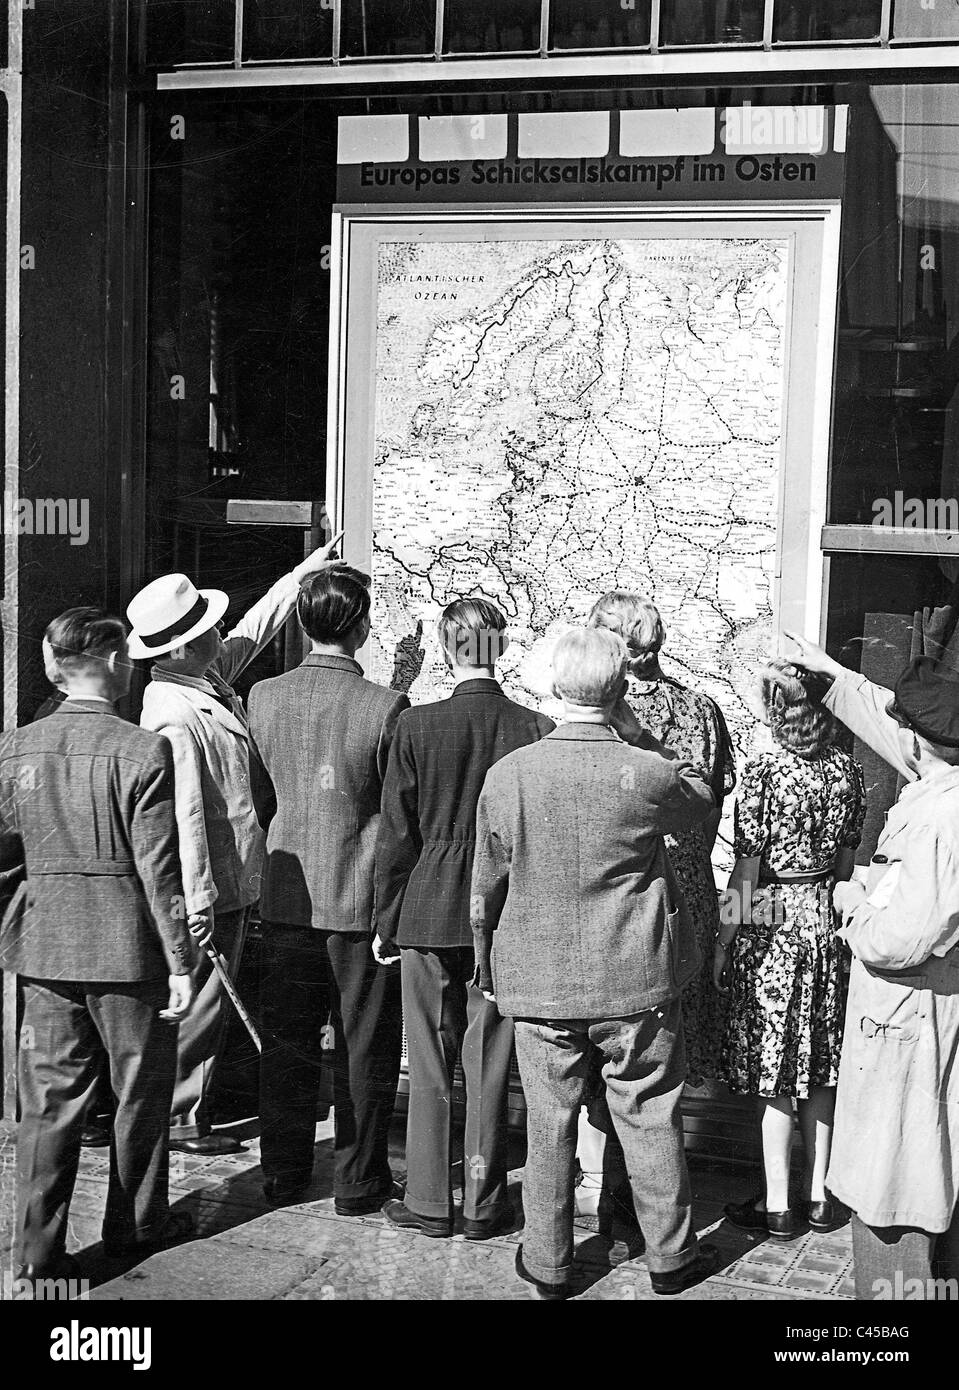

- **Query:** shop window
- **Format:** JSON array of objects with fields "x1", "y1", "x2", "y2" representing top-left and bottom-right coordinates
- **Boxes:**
[
  {"x1": 549, "y1": 0, "x2": 651, "y2": 50},
  {"x1": 832, "y1": 86, "x2": 959, "y2": 525},
  {"x1": 893, "y1": 0, "x2": 959, "y2": 41},
  {"x1": 660, "y1": 0, "x2": 765, "y2": 46},
  {"x1": 146, "y1": 1, "x2": 236, "y2": 67},
  {"x1": 773, "y1": 0, "x2": 883, "y2": 42},
  {"x1": 243, "y1": 2, "x2": 334, "y2": 61},
  {"x1": 342, "y1": 1, "x2": 435, "y2": 57},
  {"x1": 442, "y1": 0, "x2": 541, "y2": 53}
]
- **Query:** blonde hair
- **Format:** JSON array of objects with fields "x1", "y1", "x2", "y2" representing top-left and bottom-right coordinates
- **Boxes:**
[
  {"x1": 552, "y1": 627, "x2": 627, "y2": 706},
  {"x1": 759, "y1": 659, "x2": 835, "y2": 759},
  {"x1": 588, "y1": 591, "x2": 664, "y2": 674}
]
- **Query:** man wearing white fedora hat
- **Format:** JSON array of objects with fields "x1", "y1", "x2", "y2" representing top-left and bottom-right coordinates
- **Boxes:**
[{"x1": 126, "y1": 531, "x2": 344, "y2": 1155}]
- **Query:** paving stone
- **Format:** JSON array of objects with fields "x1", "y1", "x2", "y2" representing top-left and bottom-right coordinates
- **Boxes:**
[{"x1": 90, "y1": 1236, "x2": 324, "y2": 1301}]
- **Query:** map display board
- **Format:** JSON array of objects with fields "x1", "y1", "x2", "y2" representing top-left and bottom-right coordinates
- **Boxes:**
[{"x1": 331, "y1": 211, "x2": 841, "y2": 862}]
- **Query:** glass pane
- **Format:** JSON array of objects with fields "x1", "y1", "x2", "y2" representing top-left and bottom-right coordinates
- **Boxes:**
[
  {"x1": 146, "y1": 1, "x2": 236, "y2": 67},
  {"x1": 832, "y1": 86, "x2": 959, "y2": 525},
  {"x1": 342, "y1": 0, "x2": 435, "y2": 58},
  {"x1": 773, "y1": 0, "x2": 883, "y2": 42},
  {"x1": 244, "y1": 1, "x2": 334, "y2": 61},
  {"x1": 825, "y1": 553, "x2": 955, "y2": 860},
  {"x1": 443, "y1": 0, "x2": 541, "y2": 53},
  {"x1": 893, "y1": 0, "x2": 959, "y2": 41},
  {"x1": 146, "y1": 100, "x2": 335, "y2": 691},
  {"x1": 661, "y1": 0, "x2": 765, "y2": 45},
  {"x1": 550, "y1": 0, "x2": 651, "y2": 49}
]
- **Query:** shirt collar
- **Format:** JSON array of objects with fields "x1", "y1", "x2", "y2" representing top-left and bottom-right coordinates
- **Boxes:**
[
  {"x1": 303, "y1": 654, "x2": 364, "y2": 676},
  {"x1": 452, "y1": 678, "x2": 505, "y2": 698},
  {"x1": 150, "y1": 666, "x2": 219, "y2": 698}
]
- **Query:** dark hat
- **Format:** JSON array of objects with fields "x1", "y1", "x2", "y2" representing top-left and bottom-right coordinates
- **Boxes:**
[{"x1": 891, "y1": 655, "x2": 959, "y2": 748}]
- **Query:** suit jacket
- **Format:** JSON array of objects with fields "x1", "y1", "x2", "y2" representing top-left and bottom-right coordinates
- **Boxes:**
[
  {"x1": 248, "y1": 654, "x2": 409, "y2": 931},
  {"x1": 139, "y1": 569, "x2": 301, "y2": 915},
  {"x1": 375, "y1": 679, "x2": 554, "y2": 949},
  {"x1": 471, "y1": 723, "x2": 715, "y2": 1019},
  {"x1": 0, "y1": 700, "x2": 195, "y2": 982}
]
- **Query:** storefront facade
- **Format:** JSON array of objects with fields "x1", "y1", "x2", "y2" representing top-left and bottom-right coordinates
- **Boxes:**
[{"x1": 5, "y1": 2, "x2": 959, "y2": 1135}]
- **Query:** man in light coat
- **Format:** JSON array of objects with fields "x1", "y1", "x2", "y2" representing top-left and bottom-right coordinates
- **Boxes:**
[
  {"x1": 126, "y1": 533, "x2": 343, "y2": 1155},
  {"x1": 789, "y1": 633, "x2": 959, "y2": 1299},
  {"x1": 471, "y1": 627, "x2": 719, "y2": 1299}
]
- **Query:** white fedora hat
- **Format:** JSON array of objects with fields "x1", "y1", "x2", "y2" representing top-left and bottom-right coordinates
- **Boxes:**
[{"x1": 126, "y1": 573, "x2": 230, "y2": 659}]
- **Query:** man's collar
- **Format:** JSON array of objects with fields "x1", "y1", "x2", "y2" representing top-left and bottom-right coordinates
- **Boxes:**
[
  {"x1": 58, "y1": 697, "x2": 118, "y2": 713},
  {"x1": 303, "y1": 654, "x2": 364, "y2": 676},
  {"x1": 546, "y1": 722, "x2": 620, "y2": 742},
  {"x1": 452, "y1": 678, "x2": 504, "y2": 698},
  {"x1": 150, "y1": 667, "x2": 218, "y2": 696}
]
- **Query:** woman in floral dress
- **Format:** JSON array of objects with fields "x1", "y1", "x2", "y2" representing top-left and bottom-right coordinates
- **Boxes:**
[
  {"x1": 590, "y1": 591, "x2": 736, "y2": 1083},
  {"x1": 716, "y1": 660, "x2": 865, "y2": 1238}
]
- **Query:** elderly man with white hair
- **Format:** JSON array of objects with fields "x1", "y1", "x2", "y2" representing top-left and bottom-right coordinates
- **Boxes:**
[{"x1": 471, "y1": 626, "x2": 719, "y2": 1299}]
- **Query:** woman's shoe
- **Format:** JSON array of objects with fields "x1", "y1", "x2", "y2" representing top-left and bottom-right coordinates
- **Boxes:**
[
  {"x1": 765, "y1": 1208, "x2": 800, "y2": 1240},
  {"x1": 806, "y1": 1198, "x2": 844, "y2": 1233}
]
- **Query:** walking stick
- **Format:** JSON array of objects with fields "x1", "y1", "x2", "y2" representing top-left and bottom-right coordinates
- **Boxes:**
[{"x1": 206, "y1": 946, "x2": 262, "y2": 1053}]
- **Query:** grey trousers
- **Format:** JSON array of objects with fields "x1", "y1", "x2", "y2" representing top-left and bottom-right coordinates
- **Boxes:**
[
  {"x1": 16, "y1": 975, "x2": 177, "y2": 1269},
  {"x1": 514, "y1": 997, "x2": 698, "y2": 1286},
  {"x1": 170, "y1": 906, "x2": 249, "y2": 1137},
  {"x1": 852, "y1": 1208, "x2": 959, "y2": 1300},
  {"x1": 401, "y1": 946, "x2": 514, "y2": 1222}
]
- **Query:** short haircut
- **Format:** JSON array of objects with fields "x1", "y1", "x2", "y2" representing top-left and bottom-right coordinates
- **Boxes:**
[
  {"x1": 296, "y1": 565, "x2": 371, "y2": 644},
  {"x1": 44, "y1": 607, "x2": 127, "y2": 668},
  {"x1": 553, "y1": 627, "x2": 627, "y2": 706},
  {"x1": 588, "y1": 591, "x2": 665, "y2": 657},
  {"x1": 437, "y1": 598, "x2": 507, "y2": 667}
]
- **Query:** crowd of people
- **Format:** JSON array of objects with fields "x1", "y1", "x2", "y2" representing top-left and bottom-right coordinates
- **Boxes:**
[{"x1": 1, "y1": 539, "x2": 958, "y2": 1301}]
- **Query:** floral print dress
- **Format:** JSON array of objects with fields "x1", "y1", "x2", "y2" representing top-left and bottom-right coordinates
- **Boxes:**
[
  {"x1": 720, "y1": 744, "x2": 866, "y2": 1100},
  {"x1": 625, "y1": 673, "x2": 736, "y2": 1084}
]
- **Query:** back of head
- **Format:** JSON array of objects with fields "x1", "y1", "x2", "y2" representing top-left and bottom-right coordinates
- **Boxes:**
[
  {"x1": 759, "y1": 658, "x2": 835, "y2": 759},
  {"x1": 437, "y1": 597, "x2": 508, "y2": 668},
  {"x1": 553, "y1": 627, "x2": 627, "y2": 707},
  {"x1": 44, "y1": 607, "x2": 127, "y2": 678},
  {"x1": 297, "y1": 565, "x2": 371, "y2": 645},
  {"x1": 589, "y1": 591, "x2": 664, "y2": 674}
]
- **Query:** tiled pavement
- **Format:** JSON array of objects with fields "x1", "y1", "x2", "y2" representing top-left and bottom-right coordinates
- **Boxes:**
[{"x1": 0, "y1": 1118, "x2": 854, "y2": 1301}]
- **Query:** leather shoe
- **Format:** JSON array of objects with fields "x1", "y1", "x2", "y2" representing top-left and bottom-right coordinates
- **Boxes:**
[
  {"x1": 80, "y1": 1122, "x2": 112, "y2": 1148},
  {"x1": 514, "y1": 1245, "x2": 571, "y2": 1301},
  {"x1": 650, "y1": 1243, "x2": 721, "y2": 1296},
  {"x1": 723, "y1": 1194, "x2": 769, "y2": 1232},
  {"x1": 169, "y1": 1132, "x2": 244, "y2": 1156},
  {"x1": 103, "y1": 1210, "x2": 195, "y2": 1259},
  {"x1": 462, "y1": 1207, "x2": 514, "y2": 1241},
  {"x1": 806, "y1": 1198, "x2": 844, "y2": 1233},
  {"x1": 383, "y1": 1199, "x2": 452, "y2": 1238},
  {"x1": 724, "y1": 1196, "x2": 799, "y2": 1240},
  {"x1": 13, "y1": 1253, "x2": 82, "y2": 1294},
  {"x1": 263, "y1": 1176, "x2": 312, "y2": 1208},
  {"x1": 335, "y1": 1178, "x2": 403, "y2": 1217}
]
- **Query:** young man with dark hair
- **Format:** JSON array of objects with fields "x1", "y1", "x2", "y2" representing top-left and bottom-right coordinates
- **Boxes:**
[
  {"x1": 248, "y1": 565, "x2": 408, "y2": 1211},
  {"x1": 376, "y1": 598, "x2": 554, "y2": 1239},
  {"x1": 0, "y1": 608, "x2": 205, "y2": 1280}
]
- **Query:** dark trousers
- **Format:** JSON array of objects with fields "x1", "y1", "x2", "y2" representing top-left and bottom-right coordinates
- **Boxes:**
[
  {"x1": 16, "y1": 976, "x2": 177, "y2": 1269},
  {"x1": 514, "y1": 998, "x2": 698, "y2": 1286},
  {"x1": 401, "y1": 946, "x2": 514, "y2": 1222},
  {"x1": 852, "y1": 1208, "x2": 959, "y2": 1300},
  {"x1": 259, "y1": 924, "x2": 402, "y2": 1200},
  {"x1": 171, "y1": 907, "x2": 249, "y2": 1137}
]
